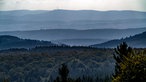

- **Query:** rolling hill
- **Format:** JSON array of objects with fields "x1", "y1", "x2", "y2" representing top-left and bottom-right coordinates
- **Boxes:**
[
  {"x1": 0, "y1": 10, "x2": 146, "y2": 46},
  {"x1": 51, "y1": 38, "x2": 109, "y2": 46},
  {"x1": 0, "y1": 35, "x2": 57, "y2": 50},
  {"x1": 92, "y1": 31, "x2": 146, "y2": 48},
  {"x1": 0, "y1": 28, "x2": 146, "y2": 46},
  {"x1": 0, "y1": 10, "x2": 146, "y2": 31}
]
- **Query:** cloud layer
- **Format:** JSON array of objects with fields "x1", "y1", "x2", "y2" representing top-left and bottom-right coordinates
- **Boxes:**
[{"x1": 0, "y1": 0, "x2": 146, "y2": 11}]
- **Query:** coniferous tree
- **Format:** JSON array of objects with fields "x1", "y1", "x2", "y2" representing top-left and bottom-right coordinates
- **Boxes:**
[
  {"x1": 54, "y1": 64, "x2": 69, "y2": 82},
  {"x1": 113, "y1": 52, "x2": 146, "y2": 82},
  {"x1": 113, "y1": 42, "x2": 146, "y2": 82},
  {"x1": 113, "y1": 42, "x2": 132, "y2": 78},
  {"x1": 75, "y1": 77, "x2": 81, "y2": 82},
  {"x1": 59, "y1": 64, "x2": 69, "y2": 82}
]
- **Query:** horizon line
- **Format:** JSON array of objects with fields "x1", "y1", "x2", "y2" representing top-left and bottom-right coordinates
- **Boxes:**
[
  {"x1": 0, "y1": 27, "x2": 146, "y2": 32},
  {"x1": 0, "y1": 9, "x2": 146, "y2": 12}
]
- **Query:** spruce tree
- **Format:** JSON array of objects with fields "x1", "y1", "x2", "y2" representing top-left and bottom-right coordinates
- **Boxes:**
[
  {"x1": 113, "y1": 42, "x2": 132, "y2": 78},
  {"x1": 59, "y1": 64, "x2": 69, "y2": 82},
  {"x1": 113, "y1": 51, "x2": 146, "y2": 82}
]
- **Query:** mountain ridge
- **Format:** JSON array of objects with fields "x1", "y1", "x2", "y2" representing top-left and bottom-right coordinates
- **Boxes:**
[
  {"x1": 0, "y1": 28, "x2": 146, "y2": 46},
  {"x1": 0, "y1": 35, "x2": 57, "y2": 50},
  {"x1": 0, "y1": 10, "x2": 146, "y2": 31},
  {"x1": 0, "y1": 28, "x2": 146, "y2": 40},
  {"x1": 92, "y1": 31, "x2": 146, "y2": 48}
]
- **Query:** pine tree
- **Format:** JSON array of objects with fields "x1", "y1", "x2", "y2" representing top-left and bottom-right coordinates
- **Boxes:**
[
  {"x1": 75, "y1": 77, "x2": 81, "y2": 82},
  {"x1": 113, "y1": 52, "x2": 146, "y2": 82},
  {"x1": 59, "y1": 64, "x2": 69, "y2": 82},
  {"x1": 113, "y1": 42, "x2": 132, "y2": 78}
]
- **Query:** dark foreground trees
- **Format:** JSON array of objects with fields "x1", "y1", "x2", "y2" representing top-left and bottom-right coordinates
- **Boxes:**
[
  {"x1": 54, "y1": 64, "x2": 69, "y2": 82},
  {"x1": 54, "y1": 64, "x2": 111, "y2": 82},
  {"x1": 113, "y1": 42, "x2": 133, "y2": 78},
  {"x1": 113, "y1": 42, "x2": 146, "y2": 82},
  {"x1": 113, "y1": 53, "x2": 146, "y2": 82}
]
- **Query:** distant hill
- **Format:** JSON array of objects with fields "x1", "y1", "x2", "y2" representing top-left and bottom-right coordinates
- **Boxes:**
[
  {"x1": 52, "y1": 39, "x2": 109, "y2": 46},
  {"x1": 1, "y1": 10, "x2": 146, "y2": 21},
  {"x1": 0, "y1": 10, "x2": 146, "y2": 31},
  {"x1": 0, "y1": 35, "x2": 57, "y2": 50},
  {"x1": 0, "y1": 10, "x2": 146, "y2": 46},
  {"x1": 0, "y1": 28, "x2": 146, "y2": 46},
  {"x1": 92, "y1": 31, "x2": 146, "y2": 48}
]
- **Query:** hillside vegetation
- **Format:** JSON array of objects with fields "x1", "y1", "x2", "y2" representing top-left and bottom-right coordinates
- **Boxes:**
[
  {"x1": 0, "y1": 35, "x2": 56, "y2": 50},
  {"x1": 0, "y1": 46, "x2": 114, "y2": 82}
]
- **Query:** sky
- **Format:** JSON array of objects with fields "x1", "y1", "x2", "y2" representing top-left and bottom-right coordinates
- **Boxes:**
[{"x1": 0, "y1": 0, "x2": 146, "y2": 11}]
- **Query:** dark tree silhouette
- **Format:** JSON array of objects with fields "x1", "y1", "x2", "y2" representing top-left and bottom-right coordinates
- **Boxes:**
[
  {"x1": 113, "y1": 50, "x2": 146, "y2": 82},
  {"x1": 59, "y1": 64, "x2": 69, "y2": 82},
  {"x1": 113, "y1": 42, "x2": 133, "y2": 78},
  {"x1": 75, "y1": 77, "x2": 81, "y2": 82},
  {"x1": 54, "y1": 76, "x2": 60, "y2": 82}
]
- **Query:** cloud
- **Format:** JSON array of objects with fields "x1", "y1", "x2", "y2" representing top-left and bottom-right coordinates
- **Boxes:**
[{"x1": 0, "y1": 0, "x2": 146, "y2": 11}]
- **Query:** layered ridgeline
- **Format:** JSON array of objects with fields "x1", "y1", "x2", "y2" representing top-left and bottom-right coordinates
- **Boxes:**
[
  {"x1": 0, "y1": 28, "x2": 146, "y2": 46},
  {"x1": 0, "y1": 35, "x2": 57, "y2": 50},
  {"x1": 0, "y1": 10, "x2": 146, "y2": 46},
  {"x1": 0, "y1": 10, "x2": 146, "y2": 31},
  {"x1": 92, "y1": 31, "x2": 146, "y2": 48}
]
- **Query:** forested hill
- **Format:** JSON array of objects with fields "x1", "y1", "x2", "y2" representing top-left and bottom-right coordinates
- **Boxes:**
[
  {"x1": 0, "y1": 10, "x2": 146, "y2": 31},
  {"x1": 0, "y1": 35, "x2": 57, "y2": 50},
  {"x1": 92, "y1": 31, "x2": 146, "y2": 48}
]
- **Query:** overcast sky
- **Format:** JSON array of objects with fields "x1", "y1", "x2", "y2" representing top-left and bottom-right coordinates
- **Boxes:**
[{"x1": 0, "y1": 0, "x2": 146, "y2": 11}]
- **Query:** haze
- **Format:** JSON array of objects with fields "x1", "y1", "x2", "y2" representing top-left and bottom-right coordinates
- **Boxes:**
[{"x1": 0, "y1": 0, "x2": 146, "y2": 11}]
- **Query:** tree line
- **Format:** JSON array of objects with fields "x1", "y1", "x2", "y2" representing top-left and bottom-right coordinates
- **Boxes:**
[
  {"x1": 1, "y1": 42, "x2": 146, "y2": 82},
  {"x1": 54, "y1": 42, "x2": 146, "y2": 82}
]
